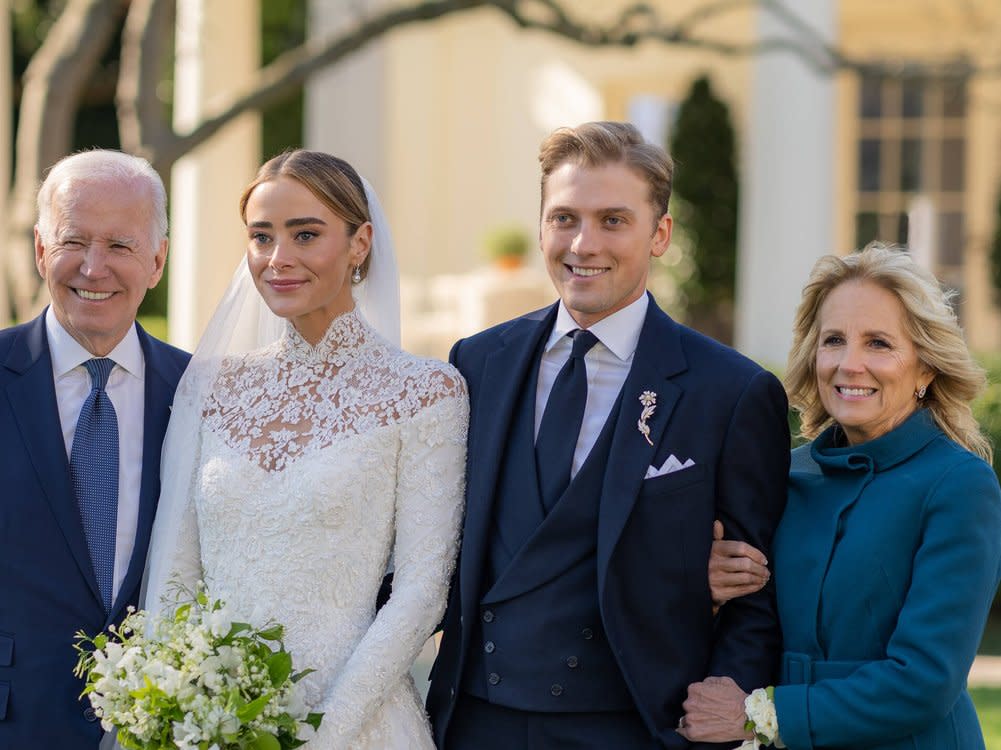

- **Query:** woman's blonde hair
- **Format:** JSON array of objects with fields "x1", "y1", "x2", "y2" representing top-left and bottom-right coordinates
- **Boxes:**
[{"x1": 785, "y1": 242, "x2": 991, "y2": 461}]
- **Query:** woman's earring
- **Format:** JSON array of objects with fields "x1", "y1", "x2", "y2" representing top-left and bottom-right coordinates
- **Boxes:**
[
  {"x1": 351, "y1": 265, "x2": 362, "y2": 284},
  {"x1": 916, "y1": 384, "x2": 927, "y2": 399}
]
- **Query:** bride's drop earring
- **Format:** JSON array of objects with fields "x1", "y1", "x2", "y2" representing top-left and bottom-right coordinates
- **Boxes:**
[{"x1": 352, "y1": 265, "x2": 362, "y2": 284}]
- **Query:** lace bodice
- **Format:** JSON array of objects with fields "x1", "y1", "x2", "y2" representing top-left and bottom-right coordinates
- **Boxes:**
[
  {"x1": 202, "y1": 311, "x2": 458, "y2": 473},
  {"x1": 166, "y1": 310, "x2": 468, "y2": 748}
]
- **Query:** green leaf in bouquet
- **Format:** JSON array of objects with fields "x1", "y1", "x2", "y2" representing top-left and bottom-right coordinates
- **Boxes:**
[
  {"x1": 256, "y1": 624, "x2": 285, "y2": 641},
  {"x1": 267, "y1": 650, "x2": 292, "y2": 687},
  {"x1": 116, "y1": 731, "x2": 147, "y2": 750},
  {"x1": 290, "y1": 667, "x2": 315, "y2": 683},
  {"x1": 225, "y1": 685, "x2": 246, "y2": 712},
  {"x1": 236, "y1": 692, "x2": 272, "y2": 722},
  {"x1": 305, "y1": 712, "x2": 323, "y2": 731},
  {"x1": 226, "y1": 621, "x2": 253, "y2": 638},
  {"x1": 72, "y1": 647, "x2": 94, "y2": 678},
  {"x1": 247, "y1": 731, "x2": 282, "y2": 750},
  {"x1": 175, "y1": 602, "x2": 192, "y2": 622}
]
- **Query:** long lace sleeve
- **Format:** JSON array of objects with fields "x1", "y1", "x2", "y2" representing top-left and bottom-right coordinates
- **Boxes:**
[
  {"x1": 163, "y1": 475, "x2": 203, "y2": 602},
  {"x1": 316, "y1": 376, "x2": 468, "y2": 747}
]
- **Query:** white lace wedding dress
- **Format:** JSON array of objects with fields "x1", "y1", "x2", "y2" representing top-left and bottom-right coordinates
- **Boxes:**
[{"x1": 166, "y1": 309, "x2": 467, "y2": 749}]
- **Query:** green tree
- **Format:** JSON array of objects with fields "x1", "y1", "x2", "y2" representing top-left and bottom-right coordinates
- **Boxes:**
[{"x1": 669, "y1": 74, "x2": 739, "y2": 344}]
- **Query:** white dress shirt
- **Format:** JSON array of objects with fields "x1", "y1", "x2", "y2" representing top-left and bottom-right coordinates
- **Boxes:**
[
  {"x1": 535, "y1": 294, "x2": 649, "y2": 477},
  {"x1": 46, "y1": 308, "x2": 145, "y2": 602}
]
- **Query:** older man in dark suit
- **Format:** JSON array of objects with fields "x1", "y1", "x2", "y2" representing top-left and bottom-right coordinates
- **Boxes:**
[{"x1": 0, "y1": 150, "x2": 189, "y2": 748}]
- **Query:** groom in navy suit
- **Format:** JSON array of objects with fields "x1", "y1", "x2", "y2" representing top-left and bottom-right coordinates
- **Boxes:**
[
  {"x1": 0, "y1": 150, "x2": 189, "y2": 748},
  {"x1": 428, "y1": 122, "x2": 790, "y2": 748}
]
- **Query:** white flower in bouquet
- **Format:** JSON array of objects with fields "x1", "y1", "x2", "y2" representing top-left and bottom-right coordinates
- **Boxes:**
[{"x1": 74, "y1": 583, "x2": 321, "y2": 750}]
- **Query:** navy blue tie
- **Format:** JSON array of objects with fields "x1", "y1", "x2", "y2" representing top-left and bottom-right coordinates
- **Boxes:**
[
  {"x1": 536, "y1": 329, "x2": 599, "y2": 512},
  {"x1": 70, "y1": 358, "x2": 119, "y2": 612}
]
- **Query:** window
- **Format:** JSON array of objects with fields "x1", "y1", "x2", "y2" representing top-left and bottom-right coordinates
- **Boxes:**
[{"x1": 854, "y1": 72, "x2": 968, "y2": 288}]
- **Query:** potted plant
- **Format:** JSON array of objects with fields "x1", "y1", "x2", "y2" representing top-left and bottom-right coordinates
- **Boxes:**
[{"x1": 483, "y1": 224, "x2": 531, "y2": 270}]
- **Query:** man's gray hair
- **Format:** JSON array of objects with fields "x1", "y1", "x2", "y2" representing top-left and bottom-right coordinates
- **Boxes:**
[{"x1": 36, "y1": 149, "x2": 168, "y2": 249}]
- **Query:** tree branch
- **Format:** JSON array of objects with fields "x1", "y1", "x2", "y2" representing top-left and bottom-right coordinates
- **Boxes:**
[
  {"x1": 144, "y1": 0, "x2": 492, "y2": 171},
  {"x1": 117, "y1": 0, "x2": 175, "y2": 157},
  {"x1": 136, "y1": 0, "x2": 1001, "y2": 175}
]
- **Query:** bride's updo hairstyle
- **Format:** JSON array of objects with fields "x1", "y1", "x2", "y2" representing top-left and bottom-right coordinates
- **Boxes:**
[{"x1": 238, "y1": 149, "x2": 374, "y2": 280}]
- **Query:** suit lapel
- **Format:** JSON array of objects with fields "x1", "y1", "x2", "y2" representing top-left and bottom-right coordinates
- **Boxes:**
[
  {"x1": 460, "y1": 305, "x2": 557, "y2": 619},
  {"x1": 109, "y1": 325, "x2": 172, "y2": 621},
  {"x1": 597, "y1": 298, "x2": 687, "y2": 590},
  {"x1": 3, "y1": 315, "x2": 104, "y2": 608}
]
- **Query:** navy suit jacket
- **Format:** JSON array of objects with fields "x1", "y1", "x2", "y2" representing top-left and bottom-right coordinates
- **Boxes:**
[
  {"x1": 0, "y1": 312, "x2": 189, "y2": 749},
  {"x1": 428, "y1": 296, "x2": 790, "y2": 748}
]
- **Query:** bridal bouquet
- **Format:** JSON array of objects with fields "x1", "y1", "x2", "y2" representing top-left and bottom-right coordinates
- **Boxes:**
[{"x1": 73, "y1": 585, "x2": 322, "y2": 750}]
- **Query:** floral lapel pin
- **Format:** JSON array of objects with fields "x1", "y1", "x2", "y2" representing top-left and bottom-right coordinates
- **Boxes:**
[{"x1": 637, "y1": 390, "x2": 657, "y2": 446}]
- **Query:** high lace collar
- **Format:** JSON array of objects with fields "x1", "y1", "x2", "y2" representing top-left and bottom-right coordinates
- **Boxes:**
[{"x1": 278, "y1": 308, "x2": 372, "y2": 364}]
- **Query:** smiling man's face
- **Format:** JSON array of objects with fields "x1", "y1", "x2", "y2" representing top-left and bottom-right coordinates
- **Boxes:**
[
  {"x1": 539, "y1": 160, "x2": 672, "y2": 329},
  {"x1": 35, "y1": 177, "x2": 166, "y2": 356}
]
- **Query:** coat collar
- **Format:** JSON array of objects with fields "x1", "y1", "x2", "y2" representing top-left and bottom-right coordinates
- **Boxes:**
[{"x1": 810, "y1": 408, "x2": 942, "y2": 474}]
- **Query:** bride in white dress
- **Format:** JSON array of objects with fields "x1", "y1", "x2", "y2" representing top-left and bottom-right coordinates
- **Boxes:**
[{"x1": 140, "y1": 151, "x2": 467, "y2": 749}]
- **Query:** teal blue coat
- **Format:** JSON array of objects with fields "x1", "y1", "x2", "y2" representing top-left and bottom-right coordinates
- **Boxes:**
[{"x1": 773, "y1": 409, "x2": 1001, "y2": 750}]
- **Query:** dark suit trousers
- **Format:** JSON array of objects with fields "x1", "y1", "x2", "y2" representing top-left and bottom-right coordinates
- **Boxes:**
[{"x1": 445, "y1": 693, "x2": 661, "y2": 750}]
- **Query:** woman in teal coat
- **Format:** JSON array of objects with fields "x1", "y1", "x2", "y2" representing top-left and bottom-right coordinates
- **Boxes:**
[{"x1": 679, "y1": 244, "x2": 1001, "y2": 750}]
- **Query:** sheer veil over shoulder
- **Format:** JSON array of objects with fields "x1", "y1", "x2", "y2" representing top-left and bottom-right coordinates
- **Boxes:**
[{"x1": 134, "y1": 178, "x2": 468, "y2": 749}]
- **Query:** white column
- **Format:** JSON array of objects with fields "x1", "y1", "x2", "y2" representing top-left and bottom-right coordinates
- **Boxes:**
[
  {"x1": 168, "y1": 0, "x2": 260, "y2": 350},
  {"x1": 735, "y1": 0, "x2": 836, "y2": 367}
]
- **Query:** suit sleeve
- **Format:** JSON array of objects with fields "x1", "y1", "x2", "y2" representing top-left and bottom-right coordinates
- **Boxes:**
[
  {"x1": 773, "y1": 457, "x2": 1001, "y2": 749},
  {"x1": 707, "y1": 368, "x2": 790, "y2": 687}
]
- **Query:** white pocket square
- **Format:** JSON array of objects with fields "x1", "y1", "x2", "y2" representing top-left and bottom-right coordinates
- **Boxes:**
[{"x1": 645, "y1": 454, "x2": 695, "y2": 479}]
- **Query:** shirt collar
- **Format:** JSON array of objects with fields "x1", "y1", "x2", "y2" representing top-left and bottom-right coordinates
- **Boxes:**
[
  {"x1": 544, "y1": 293, "x2": 649, "y2": 362},
  {"x1": 45, "y1": 307, "x2": 144, "y2": 380}
]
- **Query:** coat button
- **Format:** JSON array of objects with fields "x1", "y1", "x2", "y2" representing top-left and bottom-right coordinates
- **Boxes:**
[
  {"x1": 484, "y1": 640, "x2": 496, "y2": 654},
  {"x1": 83, "y1": 706, "x2": 98, "y2": 722},
  {"x1": 482, "y1": 610, "x2": 495, "y2": 623},
  {"x1": 551, "y1": 684, "x2": 563, "y2": 696},
  {"x1": 566, "y1": 656, "x2": 579, "y2": 668},
  {"x1": 581, "y1": 628, "x2": 593, "y2": 640},
  {"x1": 488, "y1": 672, "x2": 501, "y2": 685}
]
